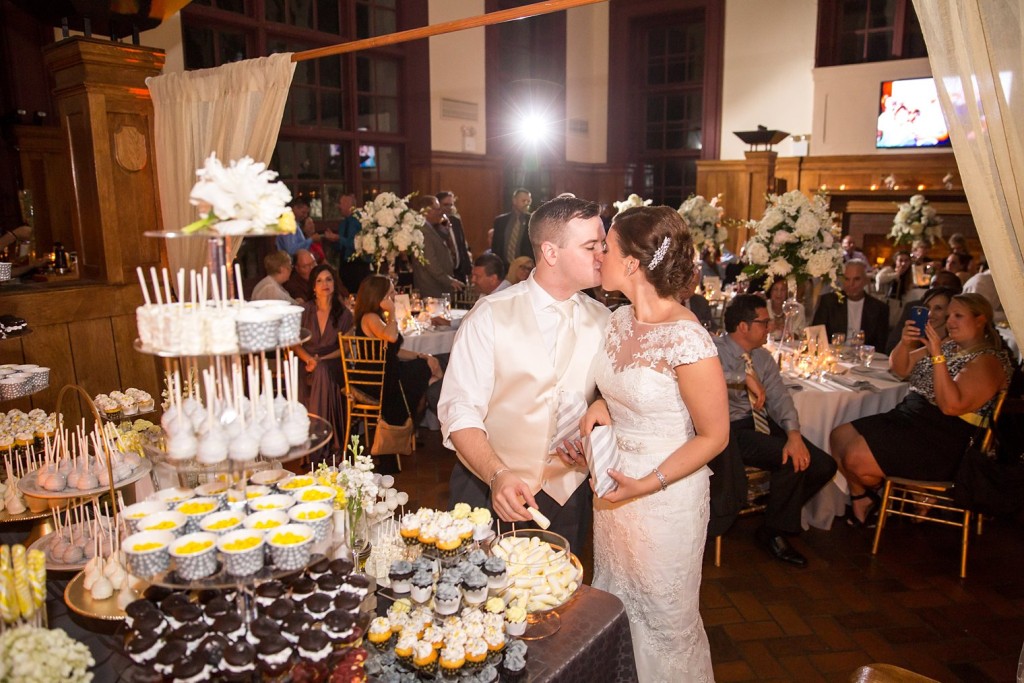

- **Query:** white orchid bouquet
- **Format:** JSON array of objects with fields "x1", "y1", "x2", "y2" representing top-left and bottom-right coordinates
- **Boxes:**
[
  {"x1": 351, "y1": 192, "x2": 427, "y2": 272},
  {"x1": 889, "y1": 194, "x2": 941, "y2": 246},
  {"x1": 678, "y1": 194, "x2": 729, "y2": 246},
  {"x1": 0, "y1": 625, "x2": 95, "y2": 682},
  {"x1": 742, "y1": 190, "x2": 844, "y2": 292},
  {"x1": 613, "y1": 193, "x2": 653, "y2": 216},
  {"x1": 183, "y1": 153, "x2": 294, "y2": 235}
]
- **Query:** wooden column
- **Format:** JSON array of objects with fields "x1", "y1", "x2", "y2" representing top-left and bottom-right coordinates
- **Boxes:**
[{"x1": 42, "y1": 37, "x2": 164, "y2": 283}]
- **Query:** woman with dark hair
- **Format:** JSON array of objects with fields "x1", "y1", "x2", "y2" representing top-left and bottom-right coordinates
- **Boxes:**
[
  {"x1": 831, "y1": 293, "x2": 1013, "y2": 526},
  {"x1": 580, "y1": 205, "x2": 729, "y2": 681},
  {"x1": 353, "y1": 275, "x2": 441, "y2": 435},
  {"x1": 295, "y1": 264, "x2": 353, "y2": 451}
]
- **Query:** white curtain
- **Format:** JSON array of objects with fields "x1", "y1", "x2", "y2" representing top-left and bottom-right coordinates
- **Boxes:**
[
  {"x1": 147, "y1": 53, "x2": 296, "y2": 291},
  {"x1": 914, "y1": 0, "x2": 1023, "y2": 342}
]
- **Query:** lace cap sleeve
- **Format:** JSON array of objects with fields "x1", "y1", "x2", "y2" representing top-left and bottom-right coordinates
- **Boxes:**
[{"x1": 668, "y1": 321, "x2": 718, "y2": 367}]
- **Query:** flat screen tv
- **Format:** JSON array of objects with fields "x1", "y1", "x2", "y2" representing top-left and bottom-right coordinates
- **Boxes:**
[
  {"x1": 358, "y1": 144, "x2": 377, "y2": 168},
  {"x1": 877, "y1": 77, "x2": 951, "y2": 149}
]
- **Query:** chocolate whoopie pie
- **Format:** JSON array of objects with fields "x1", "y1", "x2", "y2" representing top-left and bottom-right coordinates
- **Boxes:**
[
  {"x1": 131, "y1": 610, "x2": 167, "y2": 638},
  {"x1": 125, "y1": 632, "x2": 161, "y2": 665},
  {"x1": 198, "y1": 633, "x2": 229, "y2": 664},
  {"x1": 342, "y1": 574, "x2": 370, "y2": 598},
  {"x1": 315, "y1": 573, "x2": 343, "y2": 596},
  {"x1": 328, "y1": 557, "x2": 354, "y2": 576},
  {"x1": 222, "y1": 640, "x2": 256, "y2": 682},
  {"x1": 308, "y1": 556, "x2": 331, "y2": 577},
  {"x1": 169, "y1": 621, "x2": 208, "y2": 652},
  {"x1": 153, "y1": 639, "x2": 187, "y2": 675},
  {"x1": 332, "y1": 592, "x2": 361, "y2": 612},
  {"x1": 281, "y1": 612, "x2": 312, "y2": 644},
  {"x1": 167, "y1": 602, "x2": 203, "y2": 629},
  {"x1": 289, "y1": 576, "x2": 317, "y2": 599},
  {"x1": 195, "y1": 589, "x2": 221, "y2": 604},
  {"x1": 322, "y1": 609, "x2": 356, "y2": 642},
  {"x1": 297, "y1": 629, "x2": 332, "y2": 662},
  {"x1": 143, "y1": 585, "x2": 173, "y2": 603},
  {"x1": 256, "y1": 634, "x2": 294, "y2": 672},
  {"x1": 124, "y1": 598, "x2": 157, "y2": 626},
  {"x1": 211, "y1": 613, "x2": 245, "y2": 640},
  {"x1": 254, "y1": 580, "x2": 285, "y2": 606},
  {"x1": 170, "y1": 656, "x2": 208, "y2": 682},
  {"x1": 204, "y1": 596, "x2": 233, "y2": 621},
  {"x1": 303, "y1": 592, "x2": 332, "y2": 619},
  {"x1": 266, "y1": 597, "x2": 297, "y2": 620},
  {"x1": 248, "y1": 615, "x2": 281, "y2": 644}
]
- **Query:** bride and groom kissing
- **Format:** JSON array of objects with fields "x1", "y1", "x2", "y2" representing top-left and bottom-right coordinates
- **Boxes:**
[{"x1": 438, "y1": 193, "x2": 728, "y2": 681}]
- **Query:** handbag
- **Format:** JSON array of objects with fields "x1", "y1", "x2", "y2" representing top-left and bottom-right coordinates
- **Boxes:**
[
  {"x1": 371, "y1": 378, "x2": 415, "y2": 456},
  {"x1": 953, "y1": 431, "x2": 1024, "y2": 517}
]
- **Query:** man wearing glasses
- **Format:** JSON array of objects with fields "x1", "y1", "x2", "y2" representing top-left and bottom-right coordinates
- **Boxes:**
[{"x1": 712, "y1": 294, "x2": 837, "y2": 567}]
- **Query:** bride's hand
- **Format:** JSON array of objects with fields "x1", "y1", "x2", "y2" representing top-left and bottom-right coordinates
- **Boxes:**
[
  {"x1": 580, "y1": 399, "x2": 610, "y2": 437},
  {"x1": 599, "y1": 468, "x2": 656, "y2": 505}
]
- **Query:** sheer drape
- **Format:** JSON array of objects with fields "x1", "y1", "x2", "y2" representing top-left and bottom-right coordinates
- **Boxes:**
[
  {"x1": 147, "y1": 53, "x2": 296, "y2": 290},
  {"x1": 914, "y1": 0, "x2": 1023, "y2": 338}
]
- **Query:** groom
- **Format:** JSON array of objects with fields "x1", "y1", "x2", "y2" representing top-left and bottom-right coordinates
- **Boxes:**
[{"x1": 438, "y1": 194, "x2": 610, "y2": 553}]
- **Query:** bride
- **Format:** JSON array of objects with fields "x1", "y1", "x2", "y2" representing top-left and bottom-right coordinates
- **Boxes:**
[{"x1": 580, "y1": 206, "x2": 729, "y2": 682}]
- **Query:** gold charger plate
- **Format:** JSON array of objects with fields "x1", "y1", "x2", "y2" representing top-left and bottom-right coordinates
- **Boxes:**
[
  {"x1": 63, "y1": 571, "x2": 147, "y2": 621},
  {"x1": 0, "y1": 506, "x2": 54, "y2": 524}
]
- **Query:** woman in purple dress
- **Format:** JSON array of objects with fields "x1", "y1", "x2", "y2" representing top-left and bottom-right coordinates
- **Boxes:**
[{"x1": 294, "y1": 264, "x2": 353, "y2": 452}]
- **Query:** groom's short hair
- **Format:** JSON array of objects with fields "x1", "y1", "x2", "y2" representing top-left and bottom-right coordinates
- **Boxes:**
[{"x1": 528, "y1": 194, "x2": 600, "y2": 251}]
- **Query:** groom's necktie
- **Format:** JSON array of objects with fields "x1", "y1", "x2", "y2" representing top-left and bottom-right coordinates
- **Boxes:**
[
  {"x1": 552, "y1": 299, "x2": 577, "y2": 378},
  {"x1": 741, "y1": 352, "x2": 772, "y2": 434}
]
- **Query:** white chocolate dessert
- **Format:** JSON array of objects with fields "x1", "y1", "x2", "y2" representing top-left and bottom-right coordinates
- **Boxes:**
[{"x1": 491, "y1": 535, "x2": 581, "y2": 612}]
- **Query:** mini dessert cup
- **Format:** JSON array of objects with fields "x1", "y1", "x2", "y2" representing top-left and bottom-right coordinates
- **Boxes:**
[
  {"x1": 122, "y1": 501, "x2": 168, "y2": 534},
  {"x1": 195, "y1": 481, "x2": 231, "y2": 507},
  {"x1": 277, "y1": 306, "x2": 304, "y2": 344},
  {"x1": 248, "y1": 493, "x2": 295, "y2": 514},
  {"x1": 149, "y1": 487, "x2": 195, "y2": 506},
  {"x1": 218, "y1": 529, "x2": 267, "y2": 576},
  {"x1": 175, "y1": 496, "x2": 221, "y2": 533},
  {"x1": 137, "y1": 510, "x2": 188, "y2": 537},
  {"x1": 170, "y1": 532, "x2": 219, "y2": 580},
  {"x1": 27, "y1": 367, "x2": 49, "y2": 391},
  {"x1": 277, "y1": 474, "x2": 316, "y2": 494},
  {"x1": 243, "y1": 510, "x2": 290, "y2": 532},
  {"x1": 266, "y1": 523, "x2": 314, "y2": 571},
  {"x1": 124, "y1": 530, "x2": 176, "y2": 578},
  {"x1": 236, "y1": 310, "x2": 281, "y2": 352},
  {"x1": 287, "y1": 503, "x2": 333, "y2": 542},
  {"x1": 292, "y1": 485, "x2": 336, "y2": 505},
  {"x1": 200, "y1": 509, "x2": 244, "y2": 535},
  {"x1": 250, "y1": 469, "x2": 289, "y2": 488},
  {"x1": 244, "y1": 484, "x2": 272, "y2": 502}
]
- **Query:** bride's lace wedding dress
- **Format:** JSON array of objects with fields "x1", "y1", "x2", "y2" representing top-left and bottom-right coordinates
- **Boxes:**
[{"x1": 592, "y1": 305, "x2": 716, "y2": 683}]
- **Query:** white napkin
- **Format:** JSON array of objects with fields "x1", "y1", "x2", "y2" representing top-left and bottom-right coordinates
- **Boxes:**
[
  {"x1": 584, "y1": 425, "x2": 620, "y2": 498},
  {"x1": 394, "y1": 294, "x2": 411, "y2": 321},
  {"x1": 548, "y1": 391, "x2": 588, "y2": 454}
]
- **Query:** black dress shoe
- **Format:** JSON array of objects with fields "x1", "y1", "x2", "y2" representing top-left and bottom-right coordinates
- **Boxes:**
[{"x1": 755, "y1": 527, "x2": 808, "y2": 568}]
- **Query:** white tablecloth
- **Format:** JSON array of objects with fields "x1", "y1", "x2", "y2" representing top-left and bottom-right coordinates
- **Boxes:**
[
  {"x1": 400, "y1": 309, "x2": 467, "y2": 356},
  {"x1": 790, "y1": 365, "x2": 910, "y2": 529}
]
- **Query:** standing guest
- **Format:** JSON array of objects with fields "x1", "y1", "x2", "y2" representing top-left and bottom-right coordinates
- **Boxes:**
[
  {"x1": 910, "y1": 238, "x2": 931, "y2": 266},
  {"x1": 699, "y1": 243, "x2": 725, "y2": 282},
  {"x1": 579, "y1": 206, "x2": 729, "y2": 680},
  {"x1": 812, "y1": 260, "x2": 889, "y2": 349},
  {"x1": 409, "y1": 195, "x2": 465, "y2": 297},
  {"x1": 490, "y1": 188, "x2": 533, "y2": 269},
  {"x1": 276, "y1": 199, "x2": 319, "y2": 256},
  {"x1": 963, "y1": 262, "x2": 1006, "y2": 324},
  {"x1": 470, "y1": 254, "x2": 508, "y2": 297},
  {"x1": 947, "y1": 232, "x2": 972, "y2": 261},
  {"x1": 437, "y1": 191, "x2": 473, "y2": 283},
  {"x1": 284, "y1": 249, "x2": 317, "y2": 304},
  {"x1": 294, "y1": 264, "x2": 353, "y2": 452},
  {"x1": 841, "y1": 235, "x2": 868, "y2": 264},
  {"x1": 876, "y1": 250, "x2": 914, "y2": 302},
  {"x1": 504, "y1": 256, "x2": 535, "y2": 287},
  {"x1": 714, "y1": 294, "x2": 837, "y2": 566},
  {"x1": 439, "y1": 194, "x2": 609, "y2": 554},
  {"x1": 831, "y1": 294, "x2": 1012, "y2": 526},
  {"x1": 765, "y1": 277, "x2": 806, "y2": 340},
  {"x1": 251, "y1": 250, "x2": 297, "y2": 303},
  {"x1": 326, "y1": 193, "x2": 371, "y2": 295}
]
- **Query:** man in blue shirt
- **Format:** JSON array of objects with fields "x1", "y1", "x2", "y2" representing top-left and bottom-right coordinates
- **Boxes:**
[
  {"x1": 276, "y1": 199, "x2": 316, "y2": 255},
  {"x1": 327, "y1": 192, "x2": 370, "y2": 295},
  {"x1": 713, "y1": 294, "x2": 837, "y2": 567}
]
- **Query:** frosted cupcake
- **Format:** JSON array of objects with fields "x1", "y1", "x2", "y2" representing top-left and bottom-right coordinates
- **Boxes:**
[
  {"x1": 413, "y1": 640, "x2": 439, "y2": 676},
  {"x1": 399, "y1": 514, "x2": 421, "y2": 546},
  {"x1": 367, "y1": 616, "x2": 394, "y2": 651},
  {"x1": 434, "y1": 582, "x2": 461, "y2": 616},
  {"x1": 504, "y1": 605, "x2": 528, "y2": 637}
]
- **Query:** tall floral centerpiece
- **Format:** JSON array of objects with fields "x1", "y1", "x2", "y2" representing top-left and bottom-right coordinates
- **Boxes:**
[
  {"x1": 743, "y1": 191, "x2": 844, "y2": 345},
  {"x1": 351, "y1": 192, "x2": 427, "y2": 272},
  {"x1": 612, "y1": 193, "x2": 653, "y2": 216},
  {"x1": 677, "y1": 194, "x2": 729, "y2": 247},
  {"x1": 889, "y1": 194, "x2": 941, "y2": 246},
  {"x1": 183, "y1": 153, "x2": 295, "y2": 235}
]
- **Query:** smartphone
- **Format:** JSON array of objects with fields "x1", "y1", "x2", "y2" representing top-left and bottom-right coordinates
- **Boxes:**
[{"x1": 909, "y1": 305, "x2": 929, "y2": 335}]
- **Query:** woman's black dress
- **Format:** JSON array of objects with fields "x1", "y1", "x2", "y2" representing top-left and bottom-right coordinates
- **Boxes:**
[{"x1": 354, "y1": 321, "x2": 431, "y2": 427}]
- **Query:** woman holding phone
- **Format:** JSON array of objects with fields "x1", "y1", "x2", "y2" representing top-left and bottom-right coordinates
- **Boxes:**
[{"x1": 830, "y1": 293, "x2": 1012, "y2": 526}]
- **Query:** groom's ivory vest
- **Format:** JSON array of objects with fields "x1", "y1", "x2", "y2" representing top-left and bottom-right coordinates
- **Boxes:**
[{"x1": 460, "y1": 290, "x2": 609, "y2": 505}]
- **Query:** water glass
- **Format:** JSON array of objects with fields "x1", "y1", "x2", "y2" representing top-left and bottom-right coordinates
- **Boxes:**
[
  {"x1": 830, "y1": 333, "x2": 846, "y2": 348},
  {"x1": 858, "y1": 344, "x2": 875, "y2": 367},
  {"x1": 850, "y1": 330, "x2": 866, "y2": 346}
]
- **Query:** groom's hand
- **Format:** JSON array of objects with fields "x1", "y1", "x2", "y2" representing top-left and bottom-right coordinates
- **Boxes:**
[
  {"x1": 491, "y1": 471, "x2": 537, "y2": 522},
  {"x1": 555, "y1": 438, "x2": 585, "y2": 467}
]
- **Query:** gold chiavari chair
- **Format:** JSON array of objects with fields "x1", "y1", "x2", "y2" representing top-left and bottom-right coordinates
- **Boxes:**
[{"x1": 338, "y1": 333, "x2": 401, "y2": 470}]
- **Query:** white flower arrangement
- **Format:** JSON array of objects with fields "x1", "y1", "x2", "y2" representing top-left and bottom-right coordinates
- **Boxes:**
[
  {"x1": 742, "y1": 190, "x2": 844, "y2": 291},
  {"x1": 889, "y1": 194, "x2": 941, "y2": 246},
  {"x1": 677, "y1": 194, "x2": 729, "y2": 246},
  {"x1": 351, "y1": 192, "x2": 427, "y2": 271},
  {"x1": 612, "y1": 193, "x2": 653, "y2": 216},
  {"x1": 0, "y1": 625, "x2": 95, "y2": 683},
  {"x1": 183, "y1": 153, "x2": 294, "y2": 235}
]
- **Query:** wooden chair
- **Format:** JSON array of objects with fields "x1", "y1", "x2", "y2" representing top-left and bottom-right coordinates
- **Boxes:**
[
  {"x1": 871, "y1": 391, "x2": 1008, "y2": 578},
  {"x1": 338, "y1": 333, "x2": 401, "y2": 470}
]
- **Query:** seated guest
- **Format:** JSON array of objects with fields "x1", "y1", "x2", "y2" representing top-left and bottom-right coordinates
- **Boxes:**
[
  {"x1": 765, "y1": 277, "x2": 805, "y2": 341},
  {"x1": 284, "y1": 249, "x2": 317, "y2": 303},
  {"x1": 876, "y1": 250, "x2": 914, "y2": 302},
  {"x1": 294, "y1": 264, "x2": 354, "y2": 452},
  {"x1": 353, "y1": 275, "x2": 443, "y2": 429},
  {"x1": 700, "y1": 243, "x2": 725, "y2": 282},
  {"x1": 471, "y1": 253, "x2": 508, "y2": 296},
  {"x1": 678, "y1": 266, "x2": 715, "y2": 332},
  {"x1": 504, "y1": 256, "x2": 535, "y2": 287},
  {"x1": 945, "y1": 251, "x2": 973, "y2": 285},
  {"x1": 251, "y1": 250, "x2": 297, "y2": 304},
  {"x1": 812, "y1": 260, "x2": 889, "y2": 349},
  {"x1": 409, "y1": 195, "x2": 465, "y2": 297},
  {"x1": 831, "y1": 293, "x2": 1012, "y2": 526},
  {"x1": 963, "y1": 261, "x2": 1006, "y2": 324},
  {"x1": 908, "y1": 287, "x2": 955, "y2": 348},
  {"x1": 884, "y1": 270, "x2": 962, "y2": 353},
  {"x1": 713, "y1": 295, "x2": 838, "y2": 566}
]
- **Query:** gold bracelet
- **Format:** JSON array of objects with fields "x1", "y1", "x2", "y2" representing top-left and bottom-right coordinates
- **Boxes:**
[{"x1": 931, "y1": 354, "x2": 947, "y2": 365}]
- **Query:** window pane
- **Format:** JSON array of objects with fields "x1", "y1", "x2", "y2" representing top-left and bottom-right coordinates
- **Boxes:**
[
  {"x1": 646, "y1": 131, "x2": 662, "y2": 150},
  {"x1": 868, "y1": 0, "x2": 897, "y2": 29},
  {"x1": 324, "y1": 143, "x2": 345, "y2": 180},
  {"x1": 317, "y1": 0, "x2": 340, "y2": 34},
  {"x1": 648, "y1": 64, "x2": 664, "y2": 86},
  {"x1": 376, "y1": 145, "x2": 400, "y2": 182},
  {"x1": 183, "y1": 25, "x2": 215, "y2": 69},
  {"x1": 649, "y1": 28, "x2": 666, "y2": 57},
  {"x1": 375, "y1": 59, "x2": 399, "y2": 96},
  {"x1": 356, "y1": 57, "x2": 371, "y2": 92},
  {"x1": 291, "y1": 87, "x2": 318, "y2": 126},
  {"x1": 217, "y1": 0, "x2": 246, "y2": 13},
  {"x1": 647, "y1": 96, "x2": 664, "y2": 123},
  {"x1": 375, "y1": 97, "x2": 399, "y2": 132},
  {"x1": 321, "y1": 57, "x2": 341, "y2": 88},
  {"x1": 666, "y1": 58, "x2": 685, "y2": 84},
  {"x1": 866, "y1": 31, "x2": 892, "y2": 61},
  {"x1": 321, "y1": 90, "x2": 342, "y2": 128},
  {"x1": 265, "y1": 0, "x2": 285, "y2": 22},
  {"x1": 291, "y1": 0, "x2": 313, "y2": 28},
  {"x1": 355, "y1": 3, "x2": 370, "y2": 38},
  {"x1": 375, "y1": 8, "x2": 396, "y2": 36},
  {"x1": 219, "y1": 31, "x2": 248, "y2": 63},
  {"x1": 294, "y1": 142, "x2": 320, "y2": 179}
]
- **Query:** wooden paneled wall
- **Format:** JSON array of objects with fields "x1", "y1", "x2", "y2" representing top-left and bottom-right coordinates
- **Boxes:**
[{"x1": 0, "y1": 285, "x2": 161, "y2": 424}]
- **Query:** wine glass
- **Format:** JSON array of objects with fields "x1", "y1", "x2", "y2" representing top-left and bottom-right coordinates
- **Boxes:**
[{"x1": 858, "y1": 344, "x2": 875, "y2": 368}]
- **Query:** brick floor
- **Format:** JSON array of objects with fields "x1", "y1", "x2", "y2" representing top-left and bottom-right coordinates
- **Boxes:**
[{"x1": 392, "y1": 431, "x2": 1024, "y2": 682}]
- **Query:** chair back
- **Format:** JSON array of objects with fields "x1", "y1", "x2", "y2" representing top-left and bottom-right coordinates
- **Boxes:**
[
  {"x1": 452, "y1": 288, "x2": 480, "y2": 310},
  {"x1": 980, "y1": 390, "x2": 1008, "y2": 452},
  {"x1": 339, "y1": 334, "x2": 388, "y2": 403}
]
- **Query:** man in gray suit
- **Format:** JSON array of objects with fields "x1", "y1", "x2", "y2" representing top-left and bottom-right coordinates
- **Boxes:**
[{"x1": 410, "y1": 194, "x2": 466, "y2": 297}]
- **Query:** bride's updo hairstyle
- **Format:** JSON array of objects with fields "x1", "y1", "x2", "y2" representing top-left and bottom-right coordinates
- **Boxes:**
[{"x1": 612, "y1": 205, "x2": 695, "y2": 299}]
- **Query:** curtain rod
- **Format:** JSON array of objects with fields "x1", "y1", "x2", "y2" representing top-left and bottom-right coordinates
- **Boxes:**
[{"x1": 292, "y1": 0, "x2": 606, "y2": 63}]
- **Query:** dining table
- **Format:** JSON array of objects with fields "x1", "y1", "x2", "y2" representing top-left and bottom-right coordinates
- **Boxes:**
[{"x1": 399, "y1": 309, "x2": 467, "y2": 357}]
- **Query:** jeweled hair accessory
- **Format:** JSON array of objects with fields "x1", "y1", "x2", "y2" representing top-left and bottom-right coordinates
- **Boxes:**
[{"x1": 647, "y1": 236, "x2": 671, "y2": 270}]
